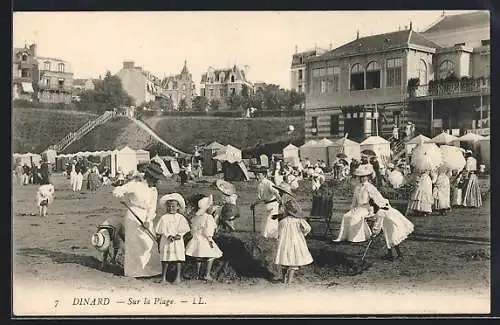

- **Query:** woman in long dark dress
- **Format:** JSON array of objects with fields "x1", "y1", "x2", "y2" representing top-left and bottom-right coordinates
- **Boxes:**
[{"x1": 40, "y1": 161, "x2": 50, "y2": 185}]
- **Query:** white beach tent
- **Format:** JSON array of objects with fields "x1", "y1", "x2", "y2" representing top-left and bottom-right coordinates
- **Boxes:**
[
  {"x1": 405, "y1": 134, "x2": 431, "y2": 155},
  {"x1": 458, "y1": 131, "x2": 486, "y2": 154},
  {"x1": 41, "y1": 149, "x2": 57, "y2": 164},
  {"x1": 299, "y1": 140, "x2": 318, "y2": 163},
  {"x1": 430, "y1": 131, "x2": 460, "y2": 146},
  {"x1": 203, "y1": 141, "x2": 225, "y2": 175},
  {"x1": 360, "y1": 136, "x2": 391, "y2": 159},
  {"x1": 327, "y1": 137, "x2": 361, "y2": 163},
  {"x1": 215, "y1": 144, "x2": 242, "y2": 164},
  {"x1": 114, "y1": 146, "x2": 138, "y2": 176},
  {"x1": 299, "y1": 138, "x2": 332, "y2": 165},
  {"x1": 283, "y1": 143, "x2": 300, "y2": 167},
  {"x1": 136, "y1": 149, "x2": 151, "y2": 164}
]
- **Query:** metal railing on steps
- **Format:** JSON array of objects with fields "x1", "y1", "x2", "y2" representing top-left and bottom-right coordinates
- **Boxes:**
[{"x1": 47, "y1": 110, "x2": 115, "y2": 152}]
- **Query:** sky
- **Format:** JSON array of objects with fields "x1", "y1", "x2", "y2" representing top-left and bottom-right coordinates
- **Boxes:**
[{"x1": 13, "y1": 10, "x2": 477, "y2": 90}]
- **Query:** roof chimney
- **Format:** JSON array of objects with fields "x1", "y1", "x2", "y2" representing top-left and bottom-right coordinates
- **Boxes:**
[
  {"x1": 442, "y1": 10, "x2": 445, "y2": 17},
  {"x1": 314, "y1": 43, "x2": 318, "y2": 51},
  {"x1": 356, "y1": 30, "x2": 360, "y2": 39},
  {"x1": 409, "y1": 21, "x2": 413, "y2": 30}
]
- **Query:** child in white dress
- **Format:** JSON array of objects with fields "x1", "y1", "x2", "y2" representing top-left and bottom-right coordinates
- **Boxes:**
[
  {"x1": 370, "y1": 195, "x2": 414, "y2": 261},
  {"x1": 273, "y1": 198, "x2": 313, "y2": 284},
  {"x1": 155, "y1": 193, "x2": 190, "y2": 284},
  {"x1": 36, "y1": 184, "x2": 55, "y2": 217},
  {"x1": 185, "y1": 195, "x2": 223, "y2": 281}
]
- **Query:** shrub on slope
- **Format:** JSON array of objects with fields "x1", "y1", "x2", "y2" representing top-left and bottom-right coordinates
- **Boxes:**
[
  {"x1": 62, "y1": 117, "x2": 154, "y2": 153},
  {"x1": 12, "y1": 107, "x2": 97, "y2": 153},
  {"x1": 146, "y1": 116, "x2": 305, "y2": 152}
]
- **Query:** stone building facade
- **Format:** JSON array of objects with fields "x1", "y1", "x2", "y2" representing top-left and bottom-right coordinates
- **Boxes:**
[
  {"x1": 199, "y1": 65, "x2": 253, "y2": 109},
  {"x1": 304, "y1": 11, "x2": 490, "y2": 142}
]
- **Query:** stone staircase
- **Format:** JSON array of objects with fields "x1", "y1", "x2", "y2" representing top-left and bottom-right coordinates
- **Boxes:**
[{"x1": 47, "y1": 110, "x2": 115, "y2": 152}]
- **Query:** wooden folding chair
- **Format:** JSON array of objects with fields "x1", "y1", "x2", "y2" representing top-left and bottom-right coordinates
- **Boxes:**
[{"x1": 306, "y1": 193, "x2": 335, "y2": 238}]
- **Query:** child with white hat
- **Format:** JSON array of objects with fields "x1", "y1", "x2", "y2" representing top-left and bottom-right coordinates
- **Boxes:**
[
  {"x1": 155, "y1": 193, "x2": 190, "y2": 284},
  {"x1": 185, "y1": 195, "x2": 223, "y2": 281},
  {"x1": 215, "y1": 180, "x2": 240, "y2": 232},
  {"x1": 272, "y1": 198, "x2": 313, "y2": 284},
  {"x1": 36, "y1": 183, "x2": 55, "y2": 217}
]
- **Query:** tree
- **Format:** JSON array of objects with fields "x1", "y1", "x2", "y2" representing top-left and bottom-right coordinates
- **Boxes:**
[
  {"x1": 150, "y1": 97, "x2": 174, "y2": 112},
  {"x1": 77, "y1": 71, "x2": 134, "y2": 113},
  {"x1": 192, "y1": 96, "x2": 209, "y2": 112},
  {"x1": 209, "y1": 98, "x2": 220, "y2": 111},
  {"x1": 226, "y1": 94, "x2": 245, "y2": 110},
  {"x1": 178, "y1": 98, "x2": 188, "y2": 112}
]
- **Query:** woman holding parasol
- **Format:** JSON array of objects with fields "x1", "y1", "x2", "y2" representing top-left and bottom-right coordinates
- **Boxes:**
[
  {"x1": 112, "y1": 162, "x2": 166, "y2": 278},
  {"x1": 406, "y1": 143, "x2": 442, "y2": 217}
]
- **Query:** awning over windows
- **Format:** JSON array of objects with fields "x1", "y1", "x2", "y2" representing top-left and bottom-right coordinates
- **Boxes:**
[{"x1": 21, "y1": 82, "x2": 34, "y2": 93}]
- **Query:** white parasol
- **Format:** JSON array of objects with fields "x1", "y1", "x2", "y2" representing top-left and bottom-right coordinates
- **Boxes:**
[
  {"x1": 440, "y1": 145, "x2": 466, "y2": 171},
  {"x1": 411, "y1": 143, "x2": 443, "y2": 172}
]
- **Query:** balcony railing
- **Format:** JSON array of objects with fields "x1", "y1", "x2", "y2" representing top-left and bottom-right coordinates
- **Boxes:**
[{"x1": 410, "y1": 77, "x2": 490, "y2": 99}]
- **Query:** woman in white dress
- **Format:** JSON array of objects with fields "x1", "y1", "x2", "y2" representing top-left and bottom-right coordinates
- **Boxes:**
[
  {"x1": 273, "y1": 198, "x2": 313, "y2": 284},
  {"x1": 70, "y1": 161, "x2": 77, "y2": 191},
  {"x1": 433, "y1": 166, "x2": 451, "y2": 215},
  {"x1": 155, "y1": 193, "x2": 190, "y2": 284},
  {"x1": 333, "y1": 164, "x2": 382, "y2": 243},
  {"x1": 407, "y1": 170, "x2": 433, "y2": 216},
  {"x1": 251, "y1": 166, "x2": 281, "y2": 239},
  {"x1": 185, "y1": 195, "x2": 223, "y2": 281},
  {"x1": 113, "y1": 162, "x2": 165, "y2": 278}
]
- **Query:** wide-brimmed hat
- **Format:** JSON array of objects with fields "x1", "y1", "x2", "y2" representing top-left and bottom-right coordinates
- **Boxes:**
[
  {"x1": 160, "y1": 193, "x2": 186, "y2": 213},
  {"x1": 273, "y1": 183, "x2": 294, "y2": 197},
  {"x1": 197, "y1": 195, "x2": 213, "y2": 214},
  {"x1": 354, "y1": 164, "x2": 374, "y2": 177},
  {"x1": 143, "y1": 161, "x2": 167, "y2": 180},
  {"x1": 215, "y1": 179, "x2": 236, "y2": 196},
  {"x1": 91, "y1": 229, "x2": 111, "y2": 252},
  {"x1": 283, "y1": 198, "x2": 303, "y2": 218}
]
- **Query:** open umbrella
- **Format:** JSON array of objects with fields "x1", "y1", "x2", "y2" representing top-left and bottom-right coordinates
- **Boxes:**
[
  {"x1": 411, "y1": 143, "x2": 442, "y2": 172},
  {"x1": 440, "y1": 145, "x2": 466, "y2": 171},
  {"x1": 361, "y1": 149, "x2": 377, "y2": 157}
]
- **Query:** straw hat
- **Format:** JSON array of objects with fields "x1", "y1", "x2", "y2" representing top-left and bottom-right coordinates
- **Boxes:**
[
  {"x1": 354, "y1": 164, "x2": 374, "y2": 177},
  {"x1": 197, "y1": 195, "x2": 214, "y2": 214},
  {"x1": 215, "y1": 179, "x2": 236, "y2": 196},
  {"x1": 91, "y1": 229, "x2": 111, "y2": 252},
  {"x1": 273, "y1": 183, "x2": 294, "y2": 197},
  {"x1": 159, "y1": 193, "x2": 186, "y2": 213}
]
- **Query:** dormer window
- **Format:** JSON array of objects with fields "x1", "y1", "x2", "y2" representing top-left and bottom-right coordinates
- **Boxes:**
[
  {"x1": 231, "y1": 75, "x2": 235, "y2": 83},
  {"x1": 22, "y1": 54, "x2": 28, "y2": 61}
]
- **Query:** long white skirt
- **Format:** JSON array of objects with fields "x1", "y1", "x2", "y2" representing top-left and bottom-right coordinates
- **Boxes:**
[
  {"x1": 377, "y1": 207, "x2": 414, "y2": 249},
  {"x1": 123, "y1": 209, "x2": 162, "y2": 278},
  {"x1": 262, "y1": 201, "x2": 280, "y2": 239},
  {"x1": 333, "y1": 207, "x2": 372, "y2": 243},
  {"x1": 70, "y1": 171, "x2": 77, "y2": 190}
]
